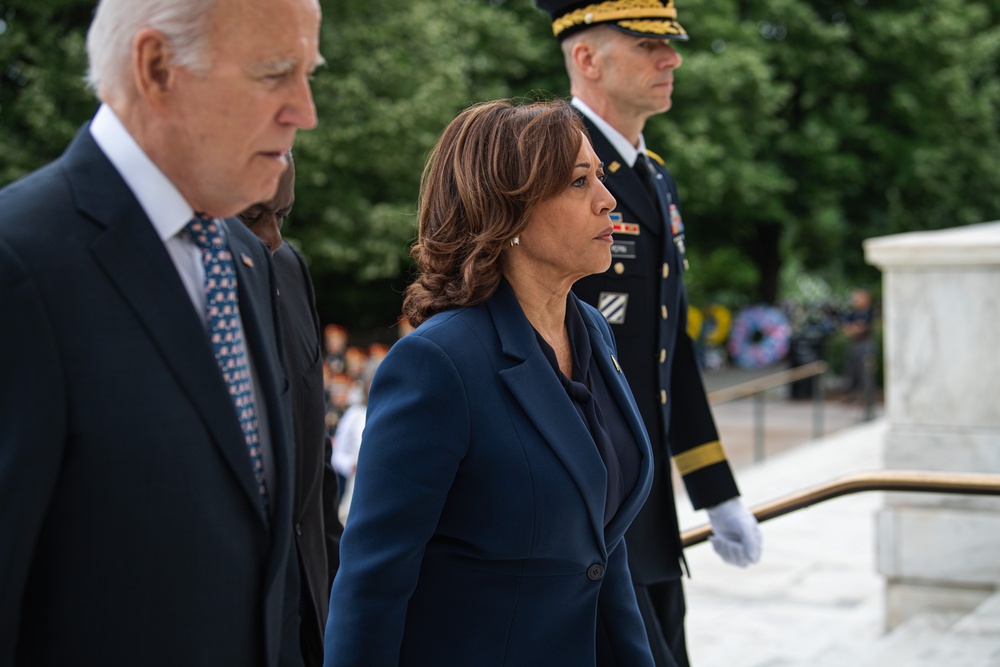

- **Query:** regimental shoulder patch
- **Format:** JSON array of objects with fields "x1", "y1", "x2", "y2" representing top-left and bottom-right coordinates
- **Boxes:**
[{"x1": 598, "y1": 292, "x2": 629, "y2": 325}]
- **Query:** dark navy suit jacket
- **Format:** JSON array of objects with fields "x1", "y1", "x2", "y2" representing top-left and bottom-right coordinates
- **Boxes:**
[
  {"x1": 272, "y1": 243, "x2": 342, "y2": 665},
  {"x1": 0, "y1": 127, "x2": 300, "y2": 666},
  {"x1": 325, "y1": 280, "x2": 655, "y2": 666}
]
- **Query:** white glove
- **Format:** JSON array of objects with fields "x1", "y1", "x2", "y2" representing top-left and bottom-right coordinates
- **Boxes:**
[{"x1": 706, "y1": 497, "x2": 762, "y2": 567}]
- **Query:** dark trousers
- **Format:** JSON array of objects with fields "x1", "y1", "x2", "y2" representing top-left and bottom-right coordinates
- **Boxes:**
[
  {"x1": 634, "y1": 579, "x2": 688, "y2": 667},
  {"x1": 299, "y1": 566, "x2": 323, "y2": 667}
]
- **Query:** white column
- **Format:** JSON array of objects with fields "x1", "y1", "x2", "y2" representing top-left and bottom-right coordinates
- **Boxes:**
[{"x1": 865, "y1": 221, "x2": 1000, "y2": 629}]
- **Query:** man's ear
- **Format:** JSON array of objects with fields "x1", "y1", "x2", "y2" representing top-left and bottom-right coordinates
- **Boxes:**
[
  {"x1": 132, "y1": 28, "x2": 174, "y2": 110},
  {"x1": 571, "y1": 39, "x2": 602, "y2": 81}
]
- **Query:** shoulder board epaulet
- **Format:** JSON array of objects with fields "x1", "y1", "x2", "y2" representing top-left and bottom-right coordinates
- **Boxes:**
[{"x1": 645, "y1": 149, "x2": 666, "y2": 167}]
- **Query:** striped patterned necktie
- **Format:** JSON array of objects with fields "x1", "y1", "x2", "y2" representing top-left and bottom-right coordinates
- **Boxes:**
[{"x1": 185, "y1": 216, "x2": 269, "y2": 511}]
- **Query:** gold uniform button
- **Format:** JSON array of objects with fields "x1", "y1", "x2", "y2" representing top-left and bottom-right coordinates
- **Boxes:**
[
  {"x1": 662, "y1": 263, "x2": 670, "y2": 279},
  {"x1": 660, "y1": 349, "x2": 667, "y2": 364},
  {"x1": 614, "y1": 262, "x2": 625, "y2": 275},
  {"x1": 660, "y1": 390, "x2": 668, "y2": 405},
  {"x1": 661, "y1": 305, "x2": 668, "y2": 320}
]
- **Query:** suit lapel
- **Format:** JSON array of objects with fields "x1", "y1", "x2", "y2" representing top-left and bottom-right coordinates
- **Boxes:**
[
  {"x1": 225, "y1": 219, "x2": 297, "y2": 609},
  {"x1": 576, "y1": 297, "x2": 655, "y2": 543},
  {"x1": 225, "y1": 218, "x2": 294, "y2": 507},
  {"x1": 66, "y1": 129, "x2": 268, "y2": 521},
  {"x1": 489, "y1": 281, "x2": 608, "y2": 553}
]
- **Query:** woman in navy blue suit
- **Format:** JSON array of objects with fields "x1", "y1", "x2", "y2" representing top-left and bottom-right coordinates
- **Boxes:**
[{"x1": 325, "y1": 99, "x2": 656, "y2": 666}]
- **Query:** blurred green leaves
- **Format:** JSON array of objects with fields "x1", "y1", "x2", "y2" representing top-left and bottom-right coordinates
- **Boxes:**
[{"x1": 3, "y1": 0, "x2": 1000, "y2": 331}]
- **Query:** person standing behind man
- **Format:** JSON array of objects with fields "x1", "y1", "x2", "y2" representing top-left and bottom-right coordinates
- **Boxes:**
[
  {"x1": 238, "y1": 155, "x2": 343, "y2": 667},
  {"x1": 0, "y1": 0, "x2": 323, "y2": 664},
  {"x1": 534, "y1": 3, "x2": 762, "y2": 666}
]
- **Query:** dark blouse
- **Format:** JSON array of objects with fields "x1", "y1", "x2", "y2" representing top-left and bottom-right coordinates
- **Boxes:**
[{"x1": 534, "y1": 297, "x2": 642, "y2": 526}]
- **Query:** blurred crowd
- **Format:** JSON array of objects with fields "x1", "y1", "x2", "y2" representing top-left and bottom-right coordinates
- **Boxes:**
[{"x1": 322, "y1": 319, "x2": 412, "y2": 524}]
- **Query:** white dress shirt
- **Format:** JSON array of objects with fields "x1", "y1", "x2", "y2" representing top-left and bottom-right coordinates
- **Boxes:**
[
  {"x1": 571, "y1": 97, "x2": 651, "y2": 168},
  {"x1": 89, "y1": 104, "x2": 275, "y2": 495}
]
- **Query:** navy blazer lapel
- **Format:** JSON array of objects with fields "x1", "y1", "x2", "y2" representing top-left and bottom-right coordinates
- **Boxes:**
[
  {"x1": 67, "y1": 129, "x2": 268, "y2": 520},
  {"x1": 224, "y1": 219, "x2": 298, "y2": 614},
  {"x1": 224, "y1": 219, "x2": 294, "y2": 504},
  {"x1": 576, "y1": 297, "x2": 654, "y2": 543},
  {"x1": 489, "y1": 282, "x2": 608, "y2": 552},
  {"x1": 580, "y1": 115, "x2": 662, "y2": 238}
]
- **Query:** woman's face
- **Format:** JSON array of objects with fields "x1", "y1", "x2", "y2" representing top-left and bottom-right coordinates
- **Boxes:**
[{"x1": 516, "y1": 133, "x2": 617, "y2": 286}]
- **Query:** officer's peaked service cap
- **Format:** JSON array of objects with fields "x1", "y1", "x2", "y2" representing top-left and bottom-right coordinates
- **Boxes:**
[{"x1": 535, "y1": 0, "x2": 688, "y2": 42}]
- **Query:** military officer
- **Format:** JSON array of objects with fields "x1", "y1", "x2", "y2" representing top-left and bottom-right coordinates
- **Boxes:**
[{"x1": 534, "y1": 2, "x2": 763, "y2": 666}]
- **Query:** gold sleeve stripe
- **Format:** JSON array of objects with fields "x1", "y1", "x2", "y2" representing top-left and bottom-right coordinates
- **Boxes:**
[
  {"x1": 673, "y1": 441, "x2": 727, "y2": 477},
  {"x1": 552, "y1": 0, "x2": 677, "y2": 36}
]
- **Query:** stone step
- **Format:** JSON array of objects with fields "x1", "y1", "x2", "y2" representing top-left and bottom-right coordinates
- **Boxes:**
[{"x1": 814, "y1": 592, "x2": 1000, "y2": 667}]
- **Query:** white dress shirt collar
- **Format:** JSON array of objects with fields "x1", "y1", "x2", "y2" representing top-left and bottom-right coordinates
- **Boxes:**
[
  {"x1": 571, "y1": 97, "x2": 650, "y2": 169},
  {"x1": 89, "y1": 103, "x2": 195, "y2": 242}
]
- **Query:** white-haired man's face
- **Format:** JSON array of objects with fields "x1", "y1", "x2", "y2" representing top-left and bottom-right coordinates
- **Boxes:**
[{"x1": 154, "y1": 0, "x2": 321, "y2": 218}]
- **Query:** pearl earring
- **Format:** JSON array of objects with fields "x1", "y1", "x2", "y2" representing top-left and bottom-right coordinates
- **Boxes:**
[{"x1": 510, "y1": 236, "x2": 520, "y2": 247}]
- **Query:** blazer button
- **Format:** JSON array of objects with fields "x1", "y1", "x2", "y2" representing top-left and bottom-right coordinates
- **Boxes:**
[
  {"x1": 587, "y1": 564, "x2": 605, "y2": 581},
  {"x1": 295, "y1": 523, "x2": 303, "y2": 536}
]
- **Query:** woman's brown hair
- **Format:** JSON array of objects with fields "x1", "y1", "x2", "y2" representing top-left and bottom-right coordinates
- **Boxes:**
[{"x1": 402, "y1": 98, "x2": 587, "y2": 327}]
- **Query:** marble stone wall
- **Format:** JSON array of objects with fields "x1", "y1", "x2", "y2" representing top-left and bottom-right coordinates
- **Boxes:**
[{"x1": 864, "y1": 221, "x2": 1000, "y2": 629}]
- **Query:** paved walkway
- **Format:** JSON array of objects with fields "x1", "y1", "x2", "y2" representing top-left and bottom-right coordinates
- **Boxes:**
[
  {"x1": 676, "y1": 416, "x2": 889, "y2": 666},
  {"x1": 703, "y1": 365, "x2": 883, "y2": 471}
]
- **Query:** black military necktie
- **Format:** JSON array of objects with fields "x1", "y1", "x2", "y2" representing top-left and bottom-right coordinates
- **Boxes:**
[{"x1": 633, "y1": 152, "x2": 660, "y2": 205}]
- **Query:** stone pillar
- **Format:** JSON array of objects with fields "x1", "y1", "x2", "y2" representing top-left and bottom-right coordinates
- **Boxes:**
[{"x1": 864, "y1": 221, "x2": 1000, "y2": 629}]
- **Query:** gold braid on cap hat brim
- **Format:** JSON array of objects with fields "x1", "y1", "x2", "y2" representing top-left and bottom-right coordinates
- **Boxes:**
[
  {"x1": 616, "y1": 19, "x2": 684, "y2": 36},
  {"x1": 552, "y1": 0, "x2": 678, "y2": 37}
]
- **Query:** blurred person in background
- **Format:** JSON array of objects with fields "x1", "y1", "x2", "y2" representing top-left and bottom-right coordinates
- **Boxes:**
[
  {"x1": 238, "y1": 154, "x2": 342, "y2": 666},
  {"x1": 841, "y1": 287, "x2": 876, "y2": 404},
  {"x1": 329, "y1": 360, "x2": 379, "y2": 526}
]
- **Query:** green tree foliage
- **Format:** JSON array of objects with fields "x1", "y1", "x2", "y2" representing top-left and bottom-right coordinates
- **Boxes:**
[
  {"x1": 3, "y1": 0, "x2": 1000, "y2": 335},
  {"x1": 290, "y1": 0, "x2": 560, "y2": 334},
  {"x1": 0, "y1": 1, "x2": 96, "y2": 185},
  {"x1": 643, "y1": 0, "x2": 1000, "y2": 306}
]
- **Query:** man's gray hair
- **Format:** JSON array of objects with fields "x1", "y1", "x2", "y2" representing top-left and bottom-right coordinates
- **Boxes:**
[{"x1": 86, "y1": 0, "x2": 218, "y2": 100}]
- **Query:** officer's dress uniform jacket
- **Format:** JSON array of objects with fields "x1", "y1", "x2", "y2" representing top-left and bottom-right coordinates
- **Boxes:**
[{"x1": 573, "y1": 112, "x2": 740, "y2": 584}]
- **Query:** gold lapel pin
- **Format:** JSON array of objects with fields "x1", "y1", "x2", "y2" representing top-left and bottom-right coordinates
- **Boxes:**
[
  {"x1": 608, "y1": 160, "x2": 621, "y2": 174},
  {"x1": 611, "y1": 355, "x2": 622, "y2": 373}
]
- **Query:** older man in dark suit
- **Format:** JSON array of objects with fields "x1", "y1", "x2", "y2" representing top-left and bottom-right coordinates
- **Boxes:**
[
  {"x1": 0, "y1": 0, "x2": 323, "y2": 664},
  {"x1": 238, "y1": 157, "x2": 343, "y2": 667}
]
